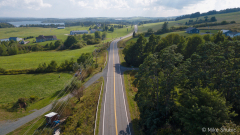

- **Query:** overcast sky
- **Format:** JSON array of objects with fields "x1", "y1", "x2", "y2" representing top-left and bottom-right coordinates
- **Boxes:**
[{"x1": 0, "y1": 0, "x2": 240, "y2": 18}]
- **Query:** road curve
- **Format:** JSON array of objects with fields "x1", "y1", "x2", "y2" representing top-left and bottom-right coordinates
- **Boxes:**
[{"x1": 99, "y1": 25, "x2": 137, "y2": 135}]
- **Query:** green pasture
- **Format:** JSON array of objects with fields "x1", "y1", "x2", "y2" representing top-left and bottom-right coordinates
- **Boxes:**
[
  {"x1": 0, "y1": 45, "x2": 96, "y2": 70},
  {"x1": 105, "y1": 26, "x2": 133, "y2": 42},
  {"x1": 136, "y1": 11, "x2": 240, "y2": 33},
  {"x1": 0, "y1": 72, "x2": 73, "y2": 104}
]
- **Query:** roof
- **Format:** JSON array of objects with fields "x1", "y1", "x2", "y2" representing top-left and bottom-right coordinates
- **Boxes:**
[
  {"x1": 185, "y1": 27, "x2": 198, "y2": 31},
  {"x1": 71, "y1": 30, "x2": 88, "y2": 32},
  {"x1": 229, "y1": 32, "x2": 239, "y2": 35},
  {"x1": 221, "y1": 30, "x2": 231, "y2": 33},
  {"x1": 45, "y1": 112, "x2": 58, "y2": 117},
  {"x1": 36, "y1": 35, "x2": 46, "y2": 39},
  {"x1": 45, "y1": 35, "x2": 57, "y2": 39}
]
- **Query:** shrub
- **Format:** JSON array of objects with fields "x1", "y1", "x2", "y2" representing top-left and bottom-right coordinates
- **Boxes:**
[
  {"x1": 0, "y1": 67, "x2": 5, "y2": 73},
  {"x1": 29, "y1": 95, "x2": 38, "y2": 103}
]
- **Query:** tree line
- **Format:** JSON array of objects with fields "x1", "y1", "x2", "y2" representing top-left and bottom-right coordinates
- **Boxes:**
[
  {"x1": 0, "y1": 23, "x2": 15, "y2": 28},
  {"x1": 175, "y1": 7, "x2": 240, "y2": 21},
  {"x1": 123, "y1": 32, "x2": 240, "y2": 134},
  {"x1": 0, "y1": 30, "x2": 107, "y2": 56}
]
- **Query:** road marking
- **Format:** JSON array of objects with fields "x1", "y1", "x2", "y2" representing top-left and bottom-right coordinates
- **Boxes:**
[
  {"x1": 113, "y1": 42, "x2": 118, "y2": 135},
  {"x1": 116, "y1": 40, "x2": 132, "y2": 135}
]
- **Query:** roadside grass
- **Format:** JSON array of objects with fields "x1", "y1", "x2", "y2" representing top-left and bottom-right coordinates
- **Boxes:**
[
  {"x1": 0, "y1": 72, "x2": 73, "y2": 121},
  {"x1": 7, "y1": 115, "x2": 46, "y2": 135},
  {"x1": 0, "y1": 45, "x2": 96, "y2": 70},
  {"x1": 118, "y1": 49, "x2": 127, "y2": 67},
  {"x1": 95, "y1": 79, "x2": 104, "y2": 135},
  {"x1": 123, "y1": 70, "x2": 142, "y2": 135},
  {"x1": 59, "y1": 77, "x2": 104, "y2": 134},
  {"x1": 8, "y1": 77, "x2": 104, "y2": 135}
]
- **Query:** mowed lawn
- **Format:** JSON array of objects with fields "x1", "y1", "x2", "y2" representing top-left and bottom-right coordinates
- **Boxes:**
[
  {"x1": 0, "y1": 45, "x2": 96, "y2": 70},
  {"x1": 0, "y1": 72, "x2": 73, "y2": 104}
]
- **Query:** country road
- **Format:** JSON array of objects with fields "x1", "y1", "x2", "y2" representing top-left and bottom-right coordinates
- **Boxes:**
[{"x1": 99, "y1": 25, "x2": 138, "y2": 135}]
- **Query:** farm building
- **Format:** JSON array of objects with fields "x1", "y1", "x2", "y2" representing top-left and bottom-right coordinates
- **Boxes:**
[
  {"x1": 228, "y1": 32, "x2": 240, "y2": 38},
  {"x1": 70, "y1": 30, "x2": 88, "y2": 35},
  {"x1": 9, "y1": 37, "x2": 22, "y2": 41},
  {"x1": 36, "y1": 35, "x2": 57, "y2": 43},
  {"x1": 221, "y1": 30, "x2": 232, "y2": 36},
  {"x1": 45, "y1": 112, "x2": 59, "y2": 124},
  {"x1": 19, "y1": 40, "x2": 29, "y2": 44},
  {"x1": 90, "y1": 29, "x2": 103, "y2": 33},
  {"x1": 57, "y1": 27, "x2": 65, "y2": 29},
  {"x1": 0, "y1": 38, "x2": 9, "y2": 42},
  {"x1": 185, "y1": 27, "x2": 199, "y2": 34}
]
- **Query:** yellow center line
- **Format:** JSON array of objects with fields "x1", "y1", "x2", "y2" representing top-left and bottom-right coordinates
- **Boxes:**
[{"x1": 113, "y1": 42, "x2": 118, "y2": 135}]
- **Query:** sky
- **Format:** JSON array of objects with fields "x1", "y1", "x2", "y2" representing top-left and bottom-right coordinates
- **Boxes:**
[{"x1": 0, "y1": 0, "x2": 240, "y2": 18}]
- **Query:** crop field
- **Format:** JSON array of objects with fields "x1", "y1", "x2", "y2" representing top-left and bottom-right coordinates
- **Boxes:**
[
  {"x1": 0, "y1": 73, "x2": 73, "y2": 104},
  {"x1": 0, "y1": 45, "x2": 96, "y2": 70}
]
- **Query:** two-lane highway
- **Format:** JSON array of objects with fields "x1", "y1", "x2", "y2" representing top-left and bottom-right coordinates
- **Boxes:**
[{"x1": 99, "y1": 25, "x2": 137, "y2": 135}]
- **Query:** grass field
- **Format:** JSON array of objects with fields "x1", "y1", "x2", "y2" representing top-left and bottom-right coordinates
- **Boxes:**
[
  {"x1": 0, "y1": 73, "x2": 73, "y2": 104},
  {"x1": 0, "y1": 72, "x2": 73, "y2": 121},
  {"x1": 136, "y1": 11, "x2": 240, "y2": 33},
  {"x1": 0, "y1": 25, "x2": 132, "y2": 46},
  {"x1": 0, "y1": 45, "x2": 96, "y2": 70}
]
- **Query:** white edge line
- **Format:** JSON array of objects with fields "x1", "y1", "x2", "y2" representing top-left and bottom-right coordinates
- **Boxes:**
[
  {"x1": 102, "y1": 41, "x2": 112, "y2": 135},
  {"x1": 116, "y1": 40, "x2": 132, "y2": 135},
  {"x1": 94, "y1": 82, "x2": 103, "y2": 135}
]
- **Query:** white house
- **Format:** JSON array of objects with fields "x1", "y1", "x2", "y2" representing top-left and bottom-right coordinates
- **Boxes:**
[{"x1": 57, "y1": 27, "x2": 65, "y2": 29}]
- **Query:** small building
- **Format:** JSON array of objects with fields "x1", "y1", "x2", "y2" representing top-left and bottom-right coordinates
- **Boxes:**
[
  {"x1": 228, "y1": 32, "x2": 240, "y2": 38},
  {"x1": 45, "y1": 112, "x2": 59, "y2": 124},
  {"x1": 58, "y1": 27, "x2": 65, "y2": 29},
  {"x1": 19, "y1": 40, "x2": 29, "y2": 44},
  {"x1": 36, "y1": 35, "x2": 57, "y2": 43},
  {"x1": 221, "y1": 30, "x2": 232, "y2": 36},
  {"x1": 0, "y1": 38, "x2": 9, "y2": 42},
  {"x1": 70, "y1": 30, "x2": 88, "y2": 35},
  {"x1": 9, "y1": 37, "x2": 22, "y2": 41},
  {"x1": 90, "y1": 29, "x2": 103, "y2": 33},
  {"x1": 185, "y1": 27, "x2": 200, "y2": 34}
]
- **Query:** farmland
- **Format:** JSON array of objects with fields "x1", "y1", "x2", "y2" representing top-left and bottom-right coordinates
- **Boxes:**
[
  {"x1": 137, "y1": 11, "x2": 240, "y2": 33},
  {"x1": 0, "y1": 73, "x2": 73, "y2": 104},
  {"x1": 0, "y1": 45, "x2": 96, "y2": 70},
  {"x1": 0, "y1": 25, "x2": 133, "y2": 46}
]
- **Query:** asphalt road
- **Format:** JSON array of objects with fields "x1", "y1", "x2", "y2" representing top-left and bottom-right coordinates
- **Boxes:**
[{"x1": 99, "y1": 25, "x2": 138, "y2": 135}]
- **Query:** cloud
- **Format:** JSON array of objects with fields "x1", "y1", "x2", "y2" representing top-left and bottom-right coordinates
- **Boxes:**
[{"x1": 0, "y1": 0, "x2": 51, "y2": 10}]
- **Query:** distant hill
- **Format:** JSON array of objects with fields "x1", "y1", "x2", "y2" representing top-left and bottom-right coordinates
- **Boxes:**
[{"x1": 175, "y1": 7, "x2": 240, "y2": 21}]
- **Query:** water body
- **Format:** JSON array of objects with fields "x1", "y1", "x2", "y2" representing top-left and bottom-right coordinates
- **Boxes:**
[{"x1": 8, "y1": 21, "x2": 65, "y2": 27}]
